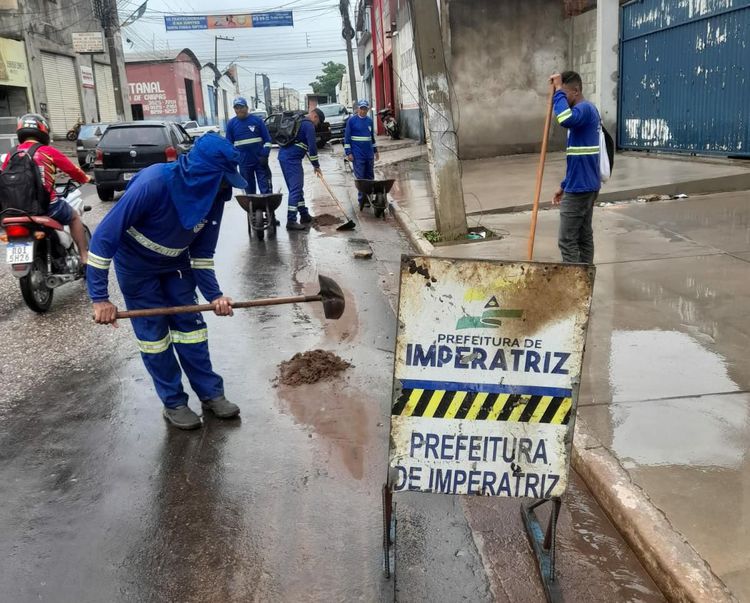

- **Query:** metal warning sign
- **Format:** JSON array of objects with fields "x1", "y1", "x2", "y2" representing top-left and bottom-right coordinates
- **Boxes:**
[{"x1": 389, "y1": 256, "x2": 595, "y2": 499}]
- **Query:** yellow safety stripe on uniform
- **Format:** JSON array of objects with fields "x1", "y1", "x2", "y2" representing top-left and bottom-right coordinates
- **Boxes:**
[
  {"x1": 351, "y1": 135, "x2": 371, "y2": 141},
  {"x1": 127, "y1": 227, "x2": 187, "y2": 258},
  {"x1": 263, "y1": 142, "x2": 272, "y2": 148},
  {"x1": 295, "y1": 142, "x2": 309, "y2": 151},
  {"x1": 343, "y1": 143, "x2": 351, "y2": 149},
  {"x1": 566, "y1": 146, "x2": 599, "y2": 155},
  {"x1": 234, "y1": 138, "x2": 263, "y2": 146},
  {"x1": 308, "y1": 155, "x2": 318, "y2": 162},
  {"x1": 87, "y1": 252, "x2": 111, "y2": 270},
  {"x1": 136, "y1": 333, "x2": 172, "y2": 354},
  {"x1": 190, "y1": 258, "x2": 215, "y2": 270},
  {"x1": 170, "y1": 328, "x2": 208, "y2": 345},
  {"x1": 556, "y1": 108, "x2": 573, "y2": 123}
]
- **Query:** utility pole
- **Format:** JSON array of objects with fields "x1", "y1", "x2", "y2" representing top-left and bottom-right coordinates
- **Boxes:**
[
  {"x1": 95, "y1": 0, "x2": 128, "y2": 121},
  {"x1": 254, "y1": 73, "x2": 259, "y2": 109},
  {"x1": 339, "y1": 0, "x2": 358, "y2": 108},
  {"x1": 407, "y1": 0, "x2": 467, "y2": 240},
  {"x1": 214, "y1": 35, "x2": 233, "y2": 125}
]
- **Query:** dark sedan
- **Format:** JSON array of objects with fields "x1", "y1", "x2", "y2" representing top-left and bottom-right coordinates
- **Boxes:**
[
  {"x1": 93, "y1": 121, "x2": 193, "y2": 201},
  {"x1": 76, "y1": 123, "x2": 108, "y2": 170}
]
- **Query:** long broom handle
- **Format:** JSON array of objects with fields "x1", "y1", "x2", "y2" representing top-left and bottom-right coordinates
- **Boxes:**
[
  {"x1": 115, "y1": 294, "x2": 322, "y2": 319},
  {"x1": 317, "y1": 173, "x2": 351, "y2": 217},
  {"x1": 527, "y1": 84, "x2": 555, "y2": 261}
]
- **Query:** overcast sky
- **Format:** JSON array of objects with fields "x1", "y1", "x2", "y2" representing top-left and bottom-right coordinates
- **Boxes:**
[{"x1": 118, "y1": 0, "x2": 349, "y2": 97}]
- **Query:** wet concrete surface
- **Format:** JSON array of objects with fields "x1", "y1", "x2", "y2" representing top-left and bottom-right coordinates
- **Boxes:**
[
  {"x1": 384, "y1": 152, "x2": 750, "y2": 227},
  {"x1": 431, "y1": 191, "x2": 750, "y2": 600},
  {"x1": 0, "y1": 149, "x2": 663, "y2": 602}
]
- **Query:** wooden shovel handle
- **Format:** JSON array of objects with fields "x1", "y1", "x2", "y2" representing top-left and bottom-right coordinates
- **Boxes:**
[
  {"x1": 527, "y1": 84, "x2": 555, "y2": 261},
  {"x1": 115, "y1": 294, "x2": 322, "y2": 319}
]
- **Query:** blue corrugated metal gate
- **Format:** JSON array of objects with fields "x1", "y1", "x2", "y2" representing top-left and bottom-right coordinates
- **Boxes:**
[{"x1": 619, "y1": 0, "x2": 750, "y2": 156}]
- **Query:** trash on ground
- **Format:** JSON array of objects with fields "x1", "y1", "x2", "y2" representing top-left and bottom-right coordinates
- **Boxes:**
[{"x1": 278, "y1": 350, "x2": 353, "y2": 386}]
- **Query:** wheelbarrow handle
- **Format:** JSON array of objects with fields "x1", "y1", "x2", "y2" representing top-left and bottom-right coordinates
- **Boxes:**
[{"x1": 115, "y1": 294, "x2": 323, "y2": 319}]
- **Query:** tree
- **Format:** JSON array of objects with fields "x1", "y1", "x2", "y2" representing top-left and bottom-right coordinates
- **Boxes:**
[{"x1": 309, "y1": 62, "x2": 346, "y2": 100}]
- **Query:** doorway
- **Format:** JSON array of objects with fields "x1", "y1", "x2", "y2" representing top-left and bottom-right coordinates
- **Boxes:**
[
  {"x1": 184, "y1": 79, "x2": 197, "y2": 121},
  {"x1": 131, "y1": 104, "x2": 144, "y2": 120}
]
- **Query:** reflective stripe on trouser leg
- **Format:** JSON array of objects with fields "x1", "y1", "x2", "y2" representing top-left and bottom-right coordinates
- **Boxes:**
[
  {"x1": 115, "y1": 268, "x2": 189, "y2": 408},
  {"x1": 163, "y1": 270, "x2": 224, "y2": 401},
  {"x1": 353, "y1": 157, "x2": 374, "y2": 203},
  {"x1": 240, "y1": 164, "x2": 257, "y2": 195},
  {"x1": 280, "y1": 158, "x2": 305, "y2": 212}
]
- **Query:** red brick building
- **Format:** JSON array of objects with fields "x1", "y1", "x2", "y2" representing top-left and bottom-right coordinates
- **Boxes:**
[{"x1": 124, "y1": 49, "x2": 206, "y2": 124}]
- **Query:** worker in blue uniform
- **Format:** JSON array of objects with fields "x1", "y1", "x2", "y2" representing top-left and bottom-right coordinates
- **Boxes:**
[
  {"x1": 87, "y1": 134, "x2": 248, "y2": 430},
  {"x1": 278, "y1": 107, "x2": 324, "y2": 231},
  {"x1": 344, "y1": 99, "x2": 379, "y2": 209},
  {"x1": 225, "y1": 96, "x2": 273, "y2": 194}
]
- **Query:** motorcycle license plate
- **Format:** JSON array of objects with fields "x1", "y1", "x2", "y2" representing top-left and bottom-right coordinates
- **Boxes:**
[
  {"x1": 6, "y1": 241, "x2": 33, "y2": 264},
  {"x1": 123, "y1": 172, "x2": 135, "y2": 181}
]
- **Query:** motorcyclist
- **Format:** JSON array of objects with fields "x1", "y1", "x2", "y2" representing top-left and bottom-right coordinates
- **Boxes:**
[
  {"x1": 1, "y1": 114, "x2": 91, "y2": 264},
  {"x1": 225, "y1": 97, "x2": 273, "y2": 194},
  {"x1": 344, "y1": 99, "x2": 379, "y2": 208}
]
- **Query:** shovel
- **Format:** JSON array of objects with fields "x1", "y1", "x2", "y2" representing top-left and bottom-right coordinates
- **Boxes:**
[
  {"x1": 114, "y1": 275, "x2": 345, "y2": 320},
  {"x1": 317, "y1": 173, "x2": 356, "y2": 231}
]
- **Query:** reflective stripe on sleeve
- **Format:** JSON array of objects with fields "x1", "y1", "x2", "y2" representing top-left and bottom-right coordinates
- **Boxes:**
[
  {"x1": 126, "y1": 227, "x2": 187, "y2": 257},
  {"x1": 190, "y1": 258, "x2": 215, "y2": 270},
  {"x1": 170, "y1": 328, "x2": 208, "y2": 345},
  {"x1": 295, "y1": 142, "x2": 309, "y2": 151},
  {"x1": 263, "y1": 142, "x2": 272, "y2": 148},
  {"x1": 308, "y1": 155, "x2": 318, "y2": 162},
  {"x1": 566, "y1": 146, "x2": 599, "y2": 155},
  {"x1": 88, "y1": 252, "x2": 112, "y2": 270},
  {"x1": 343, "y1": 143, "x2": 351, "y2": 149},
  {"x1": 556, "y1": 109, "x2": 573, "y2": 123},
  {"x1": 234, "y1": 138, "x2": 263, "y2": 146},
  {"x1": 136, "y1": 333, "x2": 172, "y2": 354}
]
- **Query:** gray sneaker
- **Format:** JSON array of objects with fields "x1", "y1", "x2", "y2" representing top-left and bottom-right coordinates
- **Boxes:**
[
  {"x1": 201, "y1": 395, "x2": 240, "y2": 419},
  {"x1": 163, "y1": 405, "x2": 202, "y2": 430}
]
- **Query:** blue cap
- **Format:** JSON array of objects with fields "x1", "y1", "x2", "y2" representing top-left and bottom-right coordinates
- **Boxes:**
[
  {"x1": 357, "y1": 99, "x2": 370, "y2": 108},
  {"x1": 233, "y1": 96, "x2": 248, "y2": 107}
]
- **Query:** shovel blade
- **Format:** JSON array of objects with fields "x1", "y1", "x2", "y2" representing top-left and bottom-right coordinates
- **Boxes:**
[
  {"x1": 336, "y1": 220, "x2": 356, "y2": 231},
  {"x1": 318, "y1": 275, "x2": 346, "y2": 319}
]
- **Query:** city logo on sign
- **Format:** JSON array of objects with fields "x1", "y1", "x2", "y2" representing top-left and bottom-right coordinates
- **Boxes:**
[{"x1": 455, "y1": 296, "x2": 523, "y2": 330}]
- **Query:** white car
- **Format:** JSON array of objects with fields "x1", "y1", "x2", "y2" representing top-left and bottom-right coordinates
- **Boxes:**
[{"x1": 182, "y1": 121, "x2": 220, "y2": 138}]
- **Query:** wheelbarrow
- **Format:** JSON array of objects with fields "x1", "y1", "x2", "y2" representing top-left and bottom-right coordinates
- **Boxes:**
[
  {"x1": 354, "y1": 179, "x2": 395, "y2": 218},
  {"x1": 236, "y1": 194, "x2": 282, "y2": 241}
]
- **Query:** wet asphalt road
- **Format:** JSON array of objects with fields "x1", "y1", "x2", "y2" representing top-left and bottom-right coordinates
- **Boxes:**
[{"x1": 0, "y1": 149, "x2": 664, "y2": 602}]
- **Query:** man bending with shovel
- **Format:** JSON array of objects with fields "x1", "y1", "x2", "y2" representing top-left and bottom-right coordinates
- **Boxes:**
[{"x1": 87, "y1": 134, "x2": 248, "y2": 430}]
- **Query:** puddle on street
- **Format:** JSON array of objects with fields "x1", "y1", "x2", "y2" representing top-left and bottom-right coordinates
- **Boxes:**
[{"x1": 607, "y1": 330, "x2": 748, "y2": 468}]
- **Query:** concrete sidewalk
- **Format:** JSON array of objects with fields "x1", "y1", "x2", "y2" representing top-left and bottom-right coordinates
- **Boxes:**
[
  {"x1": 395, "y1": 189, "x2": 750, "y2": 600},
  {"x1": 383, "y1": 151, "x2": 750, "y2": 227}
]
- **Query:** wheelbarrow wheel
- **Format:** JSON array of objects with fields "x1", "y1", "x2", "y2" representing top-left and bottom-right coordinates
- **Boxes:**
[
  {"x1": 254, "y1": 208, "x2": 265, "y2": 241},
  {"x1": 374, "y1": 206, "x2": 385, "y2": 219},
  {"x1": 268, "y1": 208, "x2": 277, "y2": 239},
  {"x1": 246, "y1": 209, "x2": 254, "y2": 239}
]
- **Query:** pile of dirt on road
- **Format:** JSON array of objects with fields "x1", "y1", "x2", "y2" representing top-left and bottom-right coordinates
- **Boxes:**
[
  {"x1": 278, "y1": 350, "x2": 352, "y2": 386},
  {"x1": 312, "y1": 213, "x2": 343, "y2": 227}
]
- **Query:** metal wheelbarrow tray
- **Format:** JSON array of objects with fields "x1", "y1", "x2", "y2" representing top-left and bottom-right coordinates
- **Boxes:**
[
  {"x1": 354, "y1": 179, "x2": 395, "y2": 218},
  {"x1": 236, "y1": 194, "x2": 283, "y2": 241}
]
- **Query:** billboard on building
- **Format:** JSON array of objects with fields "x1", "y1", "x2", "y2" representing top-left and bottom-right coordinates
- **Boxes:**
[
  {"x1": 164, "y1": 11, "x2": 293, "y2": 31},
  {"x1": 72, "y1": 32, "x2": 105, "y2": 54},
  {"x1": 0, "y1": 37, "x2": 31, "y2": 88}
]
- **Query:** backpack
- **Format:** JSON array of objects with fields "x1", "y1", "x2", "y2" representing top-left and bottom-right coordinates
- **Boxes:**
[
  {"x1": 0, "y1": 143, "x2": 49, "y2": 216},
  {"x1": 599, "y1": 124, "x2": 615, "y2": 182},
  {"x1": 275, "y1": 111, "x2": 306, "y2": 147}
]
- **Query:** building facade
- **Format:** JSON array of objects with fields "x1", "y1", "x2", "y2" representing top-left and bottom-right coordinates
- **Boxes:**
[
  {"x1": 200, "y1": 63, "x2": 240, "y2": 129},
  {"x1": 125, "y1": 49, "x2": 206, "y2": 124},
  {"x1": 0, "y1": 0, "x2": 128, "y2": 137}
]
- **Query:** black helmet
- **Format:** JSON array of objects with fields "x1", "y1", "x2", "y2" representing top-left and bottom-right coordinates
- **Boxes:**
[{"x1": 17, "y1": 113, "x2": 51, "y2": 145}]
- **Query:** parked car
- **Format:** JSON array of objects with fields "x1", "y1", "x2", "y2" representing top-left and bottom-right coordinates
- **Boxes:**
[
  {"x1": 182, "y1": 120, "x2": 220, "y2": 138},
  {"x1": 318, "y1": 103, "x2": 350, "y2": 140},
  {"x1": 264, "y1": 111, "x2": 332, "y2": 147},
  {"x1": 93, "y1": 121, "x2": 193, "y2": 201},
  {"x1": 76, "y1": 123, "x2": 108, "y2": 170}
]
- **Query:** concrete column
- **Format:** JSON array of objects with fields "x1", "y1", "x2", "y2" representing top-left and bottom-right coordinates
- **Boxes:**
[
  {"x1": 596, "y1": 0, "x2": 619, "y2": 135},
  {"x1": 408, "y1": 0, "x2": 467, "y2": 240}
]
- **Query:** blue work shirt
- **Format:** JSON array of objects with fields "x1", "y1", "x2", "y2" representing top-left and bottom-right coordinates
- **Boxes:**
[
  {"x1": 87, "y1": 164, "x2": 228, "y2": 303},
  {"x1": 344, "y1": 114, "x2": 377, "y2": 160},
  {"x1": 278, "y1": 119, "x2": 320, "y2": 168},
  {"x1": 225, "y1": 114, "x2": 272, "y2": 166},
  {"x1": 554, "y1": 90, "x2": 601, "y2": 193}
]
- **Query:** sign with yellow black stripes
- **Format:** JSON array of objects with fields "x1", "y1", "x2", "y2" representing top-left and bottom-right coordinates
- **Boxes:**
[{"x1": 388, "y1": 256, "x2": 595, "y2": 498}]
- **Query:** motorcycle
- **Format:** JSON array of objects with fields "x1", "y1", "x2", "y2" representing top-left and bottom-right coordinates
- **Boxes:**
[
  {"x1": 378, "y1": 107, "x2": 400, "y2": 140},
  {"x1": 66, "y1": 118, "x2": 85, "y2": 142},
  {"x1": 1, "y1": 180, "x2": 92, "y2": 313}
]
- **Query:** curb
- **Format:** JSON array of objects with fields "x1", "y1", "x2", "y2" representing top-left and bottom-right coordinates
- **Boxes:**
[{"x1": 391, "y1": 201, "x2": 736, "y2": 603}]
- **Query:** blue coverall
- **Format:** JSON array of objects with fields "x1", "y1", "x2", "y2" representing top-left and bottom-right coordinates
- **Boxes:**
[
  {"x1": 225, "y1": 114, "x2": 273, "y2": 194},
  {"x1": 344, "y1": 114, "x2": 378, "y2": 206},
  {"x1": 278, "y1": 119, "x2": 319, "y2": 220},
  {"x1": 87, "y1": 156, "x2": 236, "y2": 409}
]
